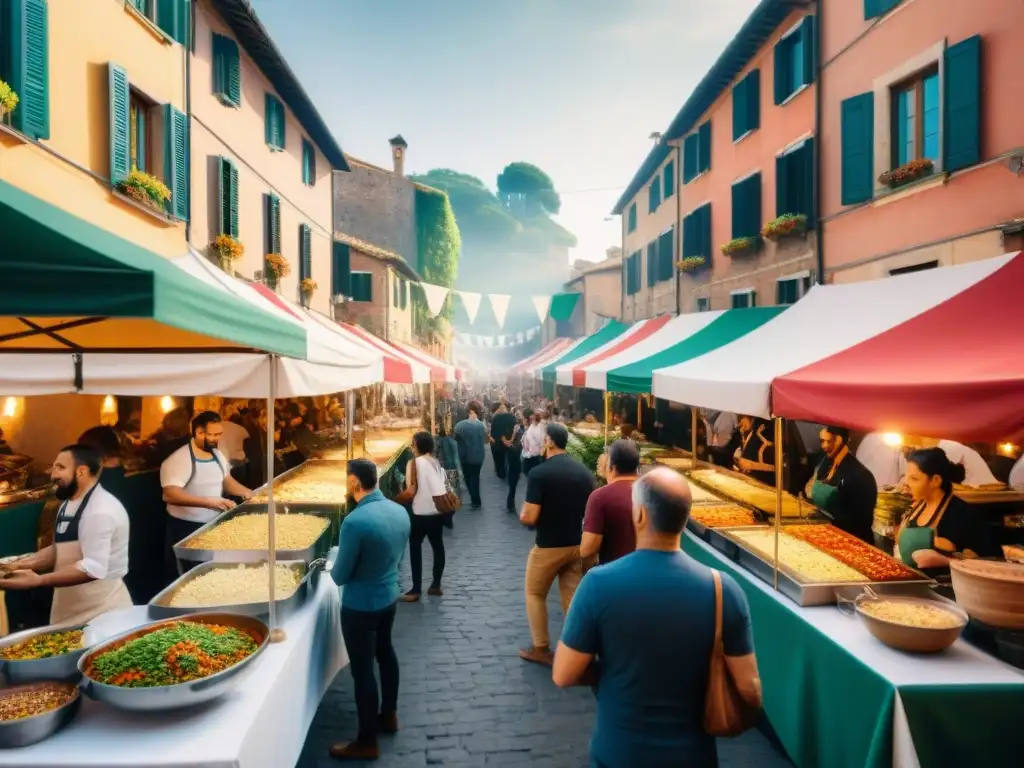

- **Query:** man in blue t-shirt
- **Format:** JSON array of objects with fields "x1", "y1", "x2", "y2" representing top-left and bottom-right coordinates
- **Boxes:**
[{"x1": 553, "y1": 468, "x2": 762, "y2": 768}]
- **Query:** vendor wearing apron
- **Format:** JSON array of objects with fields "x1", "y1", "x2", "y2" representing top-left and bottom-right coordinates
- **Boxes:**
[
  {"x1": 734, "y1": 415, "x2": 776, "y2": 486},
  {"x1": 0, "y1": 444, "x2": 132, "y2": 626},
  {"x1": 806, "y1": 426, "x2": 877, "y2": 544},
  {"x1": 896, "y1": 447, "x2": 1000, "y2": 577},
  {"x1": 160, "y1": 411, "x2": 253, "y2": 578}
]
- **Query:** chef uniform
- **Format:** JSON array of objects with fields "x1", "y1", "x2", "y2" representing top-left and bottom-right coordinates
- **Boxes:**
[
  {"x1": 736, "y1": 420, "x2": 775, "y2": 486},
  {"x1": 50, "y1": 482, "x2": 132, "y2": 625},
  {"x1": 160, "y1": 441, "x2": 230, "y2": 577}
]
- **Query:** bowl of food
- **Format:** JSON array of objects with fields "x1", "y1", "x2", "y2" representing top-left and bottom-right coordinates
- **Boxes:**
[
  {"x1": 0, "y1": 625, "x2": 89, "y2": 684},
  {"x1": 0, "y1": 681, "x2": 80, "y2": 748},
  {"x1": 855, "y1": 595, "x2": 967, "y2": 653},
  {"x1": 949, "y1": 559, "x2": 1024, "y2": 630},
  {"x1": 78, "y1": 612, "x2": 268, "y2": 711}
]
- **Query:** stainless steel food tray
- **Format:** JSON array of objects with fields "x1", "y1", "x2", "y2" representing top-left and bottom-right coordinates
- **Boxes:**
[
  {"x1": 148, "y1": 558, "x2": 325, "y2": 620},
  {"x1": 0, "y1": 623, "x2": 90, "y2": 684},
  {"x1": 686, "y1": 466, "x2": 817, "y2": 519},
  {"x1": 713, "y1": 526, "x2": 934, "y2": 606},
  {"x1": 173, "y1": 507, "x2": 333, "y2": 568}
]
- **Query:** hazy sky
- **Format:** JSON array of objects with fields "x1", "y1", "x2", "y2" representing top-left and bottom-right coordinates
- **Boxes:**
[{"x1": 249, "y1": 0, "x2": 760, "y2": 264}]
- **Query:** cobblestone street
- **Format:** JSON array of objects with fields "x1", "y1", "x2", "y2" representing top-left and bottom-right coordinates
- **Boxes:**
[{"x1": 298, "y1": 455, "x2": 793, "y2": 767}]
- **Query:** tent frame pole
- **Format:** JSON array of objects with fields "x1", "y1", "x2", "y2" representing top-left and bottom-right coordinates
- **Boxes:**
[
  {"x1": 691, "y1": 407, "x2": 698, "y2": 468},
  {"x1": 346, "y1": 389, "x2": 355, "y2": 461},
  {"x1": 430, "y1": 382, "x2": 436, "y2": 434},
  {"x1": 774, "y1": 417, "x2": 784, "y2": 592},
  {"x1": 267, "y1": 356, "x2": 285, "y2": 642},
  {"x1": 603, "y1": 391, "x2": 611, "y2": 446}
]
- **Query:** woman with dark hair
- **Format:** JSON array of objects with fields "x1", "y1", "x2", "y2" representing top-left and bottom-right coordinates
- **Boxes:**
[
  {"x1": 896, "y1": 447, "x2": 1000, "y2": 576},
  {"x1": 503, "y1": 407, "x2": 527, "y2": 513},
  {"x1": 78, "y1": 426, "x2": 127, "y2": 500},
  {"x1": 397, "y1": 431, "x2": 448, "y2": 602}
]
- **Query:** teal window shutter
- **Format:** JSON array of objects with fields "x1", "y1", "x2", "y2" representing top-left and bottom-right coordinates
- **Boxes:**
[
  {"x1": 392, "y1": 275, "x2": 399, "y2": 307},
  {"x1": 683, "y1": 133, "x2": 699, "y2": 183},
  {"x1": 265, "y1": 94, "x2": 285, "y2": 149},
  {"x1": 400, "y1": 279, "x2": 408, "y2": 310},
  {"x1": 624, "y1": 256, "x2": 631, "y2": 295},
  {"x1": 801, "y1": 16, "x2": 816, "y2": 87},
  {"x1": 701, "y1": 204, "x2": 712, "y2": 257},
  {"x1": 733, "y1": 77, "x2": 748, "y2": 140},
  {"x1": 865, "y1": 0, "x2": 901, "y2": 20},
  {"x1": 351, "y1": 273, "x2": 372, "y2": 303},
  {"x1": 212, "y1": 34, "x2": 241, "y2": 107},
  {"x1": 108, "y1": 63, "x2": 130, "y2": 184},
  {"x1": 663, "y1": 160, "x2": 675, "y2": 199},
  {"x1": 156, "y1": 0, "x2": 189, "y2": 46},
  {"x1": 7, "y1": 0, "x2": 49, "y2": 140},
  {"x1": 646, "y1": 242, "x2": 657, "y2": 288},
  {"x1": 777, "y1": 140, "x2": 815, "y2": 222},
  {"x1": 228, "y1": 161, "x2": 239, "y2": 236},
  {"x1": 627, "y1": 203, "x2": 637, "y2": 233},
  {"x1": 217, "y1": 157, "x2": 239, "y2": 236},
  {"x1": 302, "y1": 139, "x2": 316, "y2": 185},
  {"x1": 840, "y1": 93, "x2": 874, "y2": 205},
  {"x1": 265, "y1": 194, "x2": 281, "y2": 253},
  {"x1": 776, "y1": 152, "x2": 790, "y2": 217},
  {"x1": 298, "y1": 224, "x2": 311, "y2": 281},
  {"x1": 332, "y1": 242, "x2": 351, "y2": 297},
  {"x1": 943, "y1": 35, "x2": 982, "y2": 173},
  {"x1": 698, "y1": 121, "x2": 711, "y2": 173},
  {"x1": 773, "y1": 39, "x2": 788, "y2": 105},
  {"x1": 648, "y1": 178, "x2": 661, "y2": 213},
  {"x1": 733, "y1": 71, "x2": 761, "y2": 140},
  {"x1": 682, "y1": 211, "x2": 694, "y2": 258},
  {"x1": 658, "y1": 228, "x2": 674, "y2": 281},
  {"x1": 802, "y1": 137, "x2": 816, "y2": 225},
  {"x1": 731, "y1": 173, "x2": 762, "y2": 239},
  {"x1": 163, "y1": 105, "x2": 189, "y2": 220}
]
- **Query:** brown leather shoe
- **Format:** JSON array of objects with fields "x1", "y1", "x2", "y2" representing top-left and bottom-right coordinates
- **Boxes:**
[
  {"x1": 427, "y1": 585, "x2": 443, "y2": 596},
  {"x1": 518, "y1": 645, "x2": 554, "y2": 666},
  {"x1": 329, "y1": 740, "x2": 379, "y2": 760},
  {"x1": 399, "y1": 592, "x2": 420, "y2": 603},
  {"x1": 377, "y1": 711, "x2": 399, "y2": 734}
]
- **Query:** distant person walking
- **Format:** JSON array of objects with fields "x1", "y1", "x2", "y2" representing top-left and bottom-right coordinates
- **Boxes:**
[
  {"x1": 454, "y1": 401, "x2": 487, "y2": 508},
  {"x1": 521, "y1": 411, "x2": 546, "y2": 476},
  {"x1": 329, "y1": 459, "x2": 411, "y2": 761},
  {"x1": 580, "y1": 439, "x2": 640, "y2": 567},
  {"x1": 503, "y1": 407, "x2": 527, "y2": 513},
  {"x1": 518, "y1": 423, "x2": 596, "y2": 665},
  {"x1": 490, "y1": 401, "x2": 516, "y2": 480},
  {"x1": 553, "y1": 468, "x2": 762, "y2": 767},
  {"x1": 397, "y1": 432, "x2": 448, "y2": 602}
]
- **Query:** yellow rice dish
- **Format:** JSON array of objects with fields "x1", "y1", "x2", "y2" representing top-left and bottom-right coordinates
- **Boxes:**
[
  {"x1": 859, "y1": 600, "x2": 963, "y2": 630},
  {"x1": 689, "y1": 470, "x2": 807, "y2": 516},
  {"x1": 731, "y1": 529, "x2": 868, "y2": 583},
  {"x1": 184, "y1": 513, "x2": 329, "y2": 550},
  {"x1": 168, "y1": 563, "x2": 304, "y2": 607},
  {"x1": 252, "y1": 464, "x2": 348, "y2": 503}
]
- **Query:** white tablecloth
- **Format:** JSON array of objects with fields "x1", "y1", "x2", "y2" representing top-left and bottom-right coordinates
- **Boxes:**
[{"x1": 0, "y1": 574, "x2": 347, "y2": 768}]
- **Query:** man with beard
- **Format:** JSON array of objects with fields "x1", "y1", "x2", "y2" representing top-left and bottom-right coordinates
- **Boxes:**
[
  {"x1": 0, "y1": 444, "x2": 132, "y2": 626},
  {"x1": 160, "y1": 411, "x2": 252, "y2": 577}
]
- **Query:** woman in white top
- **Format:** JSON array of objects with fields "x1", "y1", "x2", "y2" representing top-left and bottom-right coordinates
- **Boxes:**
[
  {"x1": 400, "y1": 431, "x2": 449, "y2": 602},
  {"x1": 522, "y1": 411, "x2": 547, "y2": 476}
]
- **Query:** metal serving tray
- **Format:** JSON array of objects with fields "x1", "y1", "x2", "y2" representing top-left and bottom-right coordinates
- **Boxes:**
[
  {"x1": 714, "y1": 526, "x2": 934, "y2": 607},
  {"x1": 148, "y1": 558, "x2": 325, "y2": 620},
  {"x1": 173, "y1": 506, "x2": 334, "y2": 568},
  {"x1": 686, "y1": 466, "x2": 816, "y2": 519}
]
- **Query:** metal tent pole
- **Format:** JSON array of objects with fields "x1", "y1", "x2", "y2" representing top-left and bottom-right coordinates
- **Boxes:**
[
  {"x1": 267, "y1": 356, "x2": 285, "y2": 642},
  {"x1": 346, "y1": 389, "x2": 355, "y2": 461},
  {"x1": 430, "y1": 382, "x2": 436, "y2": 434},
  {"x1": 603, "y1": 391, "x2": 611, "y2": 446},
  {"x1": 774, "y1": 417, "x2": 784, "y2": 592},
  {"x1": 691, "y1": 407, "x2": 698, "y2": 466}
]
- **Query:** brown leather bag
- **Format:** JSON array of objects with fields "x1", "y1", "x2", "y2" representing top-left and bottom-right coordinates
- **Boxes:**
[
  {"x1": 393, "y1": 459, "x2": 417, "y2": 505},
  {"x1": 703, "y1": 570, "x2": 760, "y2": 737}
]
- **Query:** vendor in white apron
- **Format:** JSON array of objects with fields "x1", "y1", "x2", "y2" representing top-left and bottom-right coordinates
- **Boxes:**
[
  {"x1": 0, "y1": 444, "x2": 132, "y2": 626},
  {"x1": 160, "y1": 411, "x2": 253, "y2": 579}
]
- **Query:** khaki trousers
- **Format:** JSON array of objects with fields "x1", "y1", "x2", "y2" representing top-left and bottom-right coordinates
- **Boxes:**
[{"x1": 524, "y1": 544, "x2": 582, "y2": 649}]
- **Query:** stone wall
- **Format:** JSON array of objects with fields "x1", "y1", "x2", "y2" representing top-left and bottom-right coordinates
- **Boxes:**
[{"x1": 333, "y1": 161, "x2": 418, "y2": 266}]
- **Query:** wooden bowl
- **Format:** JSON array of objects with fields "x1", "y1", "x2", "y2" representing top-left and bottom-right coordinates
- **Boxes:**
[
  {"x1": 855, "y1": 595, "x2": 967, "y2": 653},
  {"x1": 950, "y1": 559, "x2": 1024, "y2": 630}
]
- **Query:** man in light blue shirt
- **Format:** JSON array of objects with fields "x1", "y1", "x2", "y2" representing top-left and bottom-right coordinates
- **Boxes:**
[
  {"x1": 329, "y1": 459, "x2": 411, "y2": 761},
  {"x1": 453, "y1": 401, "x2": 487, "y2": 508}
]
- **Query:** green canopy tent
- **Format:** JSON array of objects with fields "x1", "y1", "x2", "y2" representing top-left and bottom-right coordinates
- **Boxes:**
[{"x1": 540, "y1": 319, "x2": 629, "y2": 398}]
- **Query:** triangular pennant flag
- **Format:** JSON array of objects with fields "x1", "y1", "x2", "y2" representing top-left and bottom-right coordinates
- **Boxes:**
[
  {"x1": 457, "y1": 291, "x2": 482, "y2": 325},
  {"x1": 483, "y1": 336, "x2": 494, "y2": 347},
  {"x1": 532, "y1": 295, "x2": 552, "y2": 324},
  {"x1": 516, "y1": 331, "x2": 524, "y2": 344},
  {"x1": 498, "y1": 335, "x2": 507, "y2": 347},
  {"x1": 420, "y1": 282, "x2": 450, "y2": 317},
  {"x1": 488, "y1": 294, "x2": 511, "y2": 329}
]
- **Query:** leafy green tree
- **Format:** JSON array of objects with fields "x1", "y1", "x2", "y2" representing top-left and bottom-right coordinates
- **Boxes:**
[{"x1": 497, "y1": 162, "x2": 561, "y2": 216}]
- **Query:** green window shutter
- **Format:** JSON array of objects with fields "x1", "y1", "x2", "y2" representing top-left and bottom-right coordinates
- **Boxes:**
[
  {"x1": 698, "y1": 121, "x2": 711, "y2": 173},
  {"x1": 802, "y1": 137, "x2": 816, "y2": 226},
  {"x1": 351, "y1": 273, "x2": 372, "y2": 303},
  {"x1": 646, "y1": 242, "x2": 657, "y2": 288},
  {"x1": 228, "y1": 161, "x2": 239, "y2": 237},
  {"x1": 800, "y1": 15, "x2": 817, "y2": 86},
  {"x1": 773, "y1": 40, "x2": 788, "y2": 105},
  {"x1": 332, "y1": 242, "x2": 351, "y2": 297},
  {"x1": 624, "y1": 256, "x2": 631, "y2": 295},
  {"x1": 683, "y1": 133, "x2": 698, "y2": 183},
  {"x1": 747, "y1": 70, "x2": 760, "y2": 133},
  {"x1": 776, "y1": 152, "x2": 791, "y2": 217},
  {"x1": 265, "y1": 194, "x2": 281, "y2": 253},
  {"x1": 865, "y1": 0, "x2": 901, "y2": 20},
  {"x1": 840, "y1": 93, "x2": 874, "y2": 205},
  {"x1": 943, "y1": 35, "x2": 982, "y2": 173},
  {"x1": 682, "y1": 212, "x2": 693, "y2": 258},
  {"x1": 701, "y1": 204, "x2": 712, "y2": 258},
  {"x1": 663, "y1": 160, "x2": 675, "y2": 199},
  {"x1": 627, "y1": 203, "x2": 637, "y2": 233},
  {"x1": 7, "y1": 0, "x2": 49, "y2": 140},
  {"x1": 156, "y1": 0, "x2": 189, "y2": 46},
  {"x1": 265, "y1": 94, "x2": 285, "y2": 149},
  {"x1": 658, "y1": 228, "x2": 674, "y2": 281},
  {"x1": 733, "y1": 76, "x2": 748, "y2": 140},
  {"x1": 298, "y1": 224, "x2": 311, "y2": 281},
  {"x1": 108, "y1": 63, "x2": 130, "y2": 184},
  {"x1": 302, "y1": 139, "x2": 316, "y2": 185},
  {"x1": 212, "y1": 34, "x2": 241, "y2": 107},
  {"x1": 163, "y1": 105, "x2": 189, "y2": 220},
  {"x1": 218, "y1": 158, "x2": 239, "y2": 236},
  {"x1": 392, "y1": 275, "x2": 399, "y2": 306},
  {"x1": 731, "y1": 174, "x2": 762, "y2": 240},
  {"x1": 648, "y1": 178, "x2": 660, "y2": 213},
  {"x1": 400, "y1": 279, "x2": 408, "y2": 310}
]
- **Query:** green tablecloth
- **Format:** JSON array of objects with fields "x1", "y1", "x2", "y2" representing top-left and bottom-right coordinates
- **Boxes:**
[{"x1": 683, "y1": 532, "x2": 1024, "y2": 768}]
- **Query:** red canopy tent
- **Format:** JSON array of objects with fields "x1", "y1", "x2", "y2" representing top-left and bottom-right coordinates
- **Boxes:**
[{"x1": 772, "y1": 251, "x2": 1024, "y2": 442}]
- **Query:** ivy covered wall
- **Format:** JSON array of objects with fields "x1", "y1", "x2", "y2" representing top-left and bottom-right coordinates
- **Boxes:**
[{"x1": 413, "y1": 185, "x2": 461, "y2": 346}]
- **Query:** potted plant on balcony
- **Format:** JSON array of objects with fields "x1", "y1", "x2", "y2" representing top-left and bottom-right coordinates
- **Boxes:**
[
  {"x1": 116, "y1": 168, "x2": 171, "y2": 213},
  {"x1": 879, "y1": 158, "x2": 934, "y2": 190},
  {"x1": 0, "y1": 81, "x2": 18, "y2": 123},
  {"x1": 211, "y1": 234, "x2": 244, "y2": 273},
  {"x1": 264, "y1": 253, "x2": 290, "y2": 290},
  {"x1": 720, "y1": 236, "x2": 761, "y2": 258},
  {"x1": 676, "y1": 255, "x2": 708, "y2": 273},
  {"x1": 299, "y1": 278, "x2": 318, "y2": 306},
  {"x1": 762, "y1": 213, "x2": 808, "y2": 243}
]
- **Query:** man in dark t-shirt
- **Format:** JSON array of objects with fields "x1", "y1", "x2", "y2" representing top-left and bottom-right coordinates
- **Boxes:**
[
  {"x1": 581, "y1": 440, "x2": 639, "y2": 567},
  {"x1": 490, "y1": 402, "x2": 516, "y2": 480},
  {"x1": 518, "y1": 423, "x2": 595, "y2": 665}
]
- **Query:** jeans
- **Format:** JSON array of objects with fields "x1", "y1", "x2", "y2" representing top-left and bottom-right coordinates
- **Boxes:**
[
  {"x1": 462, "y1": 462, "x2": 482, "y2": 506},
  {"x1": 506, "y1": 450, "x2": 522, "y2": 510},
  {"x1": 491, "y1": 442, "x2": 507, "y2": 479},
  {"x1": 340, "y1": 602, "x2": 399, "y2": 743},
  {"x1": 409, "y1": 514, "x2": 445, "y2": 592},
  {"x1": 524, "y1": 544, "x2": 582, "y2": 649}
]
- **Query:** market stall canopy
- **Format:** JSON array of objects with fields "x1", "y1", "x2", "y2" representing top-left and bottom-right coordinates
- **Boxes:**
[
  {"x1": 390, "y1": 340, "x2": 462, "y2": 384},
  {"x1": 581, "y1": 311, "x2": 723, "y2": 392},
  {"x1": 0, "y1": 180, "x2": 305, "y2": 359},
  {"x1": 508, "y1": 337, "x2": 578, "y2": 377},
  {"x1": 540, "y1": 320, "x2": 630, "y2": 385},
  {"x1": 338, "y1": 323, "x2": 432, "y2": 384},
  {"x1": 653, "y1": 254, "x2": 1015, "y2": 418},
  {"x1": 773, "y1": 251, "x2": 1024, "y2": 442},
  {"x1": 555, "y1": 315, "x2": 672, "y2": 387}
]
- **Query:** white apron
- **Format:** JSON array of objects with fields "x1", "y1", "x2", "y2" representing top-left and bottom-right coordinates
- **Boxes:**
[{"x1": 49, "y1": 485, "x2": 132, "y2": 626}]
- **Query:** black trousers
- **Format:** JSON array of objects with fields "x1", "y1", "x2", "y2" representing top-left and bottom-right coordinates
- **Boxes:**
[
  {"x1": 164, "y1": 516, "x2": 204, "y2": 583},
  {"x1": 506, "y1": 450, "x2": 522, "y2": 509},
  {"x1": 522, "y1": 455, "x2": 542, "y2": 476},
  {"x1": 462, "y1": 462, "x2": 482, "y2": 506},
  {"x1": 409, "y1": 514, "x2": 445, "y2": 592},
  {"x1": 341, "y1": 602, "x2": 399, "y2": 743},
  {"x1": 491, "y1": 442, "x2": 507, "y2": 478}
]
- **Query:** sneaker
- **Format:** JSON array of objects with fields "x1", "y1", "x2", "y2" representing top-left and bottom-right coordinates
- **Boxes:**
[
  {"x1": 377, "y1": 712, "x2": 399, "y2": 734},
  {"x1": 329, "y1": 740, "x2": 380, "y2": 760},
  {"x1": 518, "y1": 645, "x2": 554, "y2": 666}
]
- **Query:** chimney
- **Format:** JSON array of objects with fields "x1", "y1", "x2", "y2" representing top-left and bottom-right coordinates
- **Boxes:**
[{"x1": 388, "y1": 135, "x2": 408, "y2": 176}]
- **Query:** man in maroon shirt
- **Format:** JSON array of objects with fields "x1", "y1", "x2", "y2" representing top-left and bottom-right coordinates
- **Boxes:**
[{"x1": 581, "y1": 440, "x2": 640, "y2": 566}]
